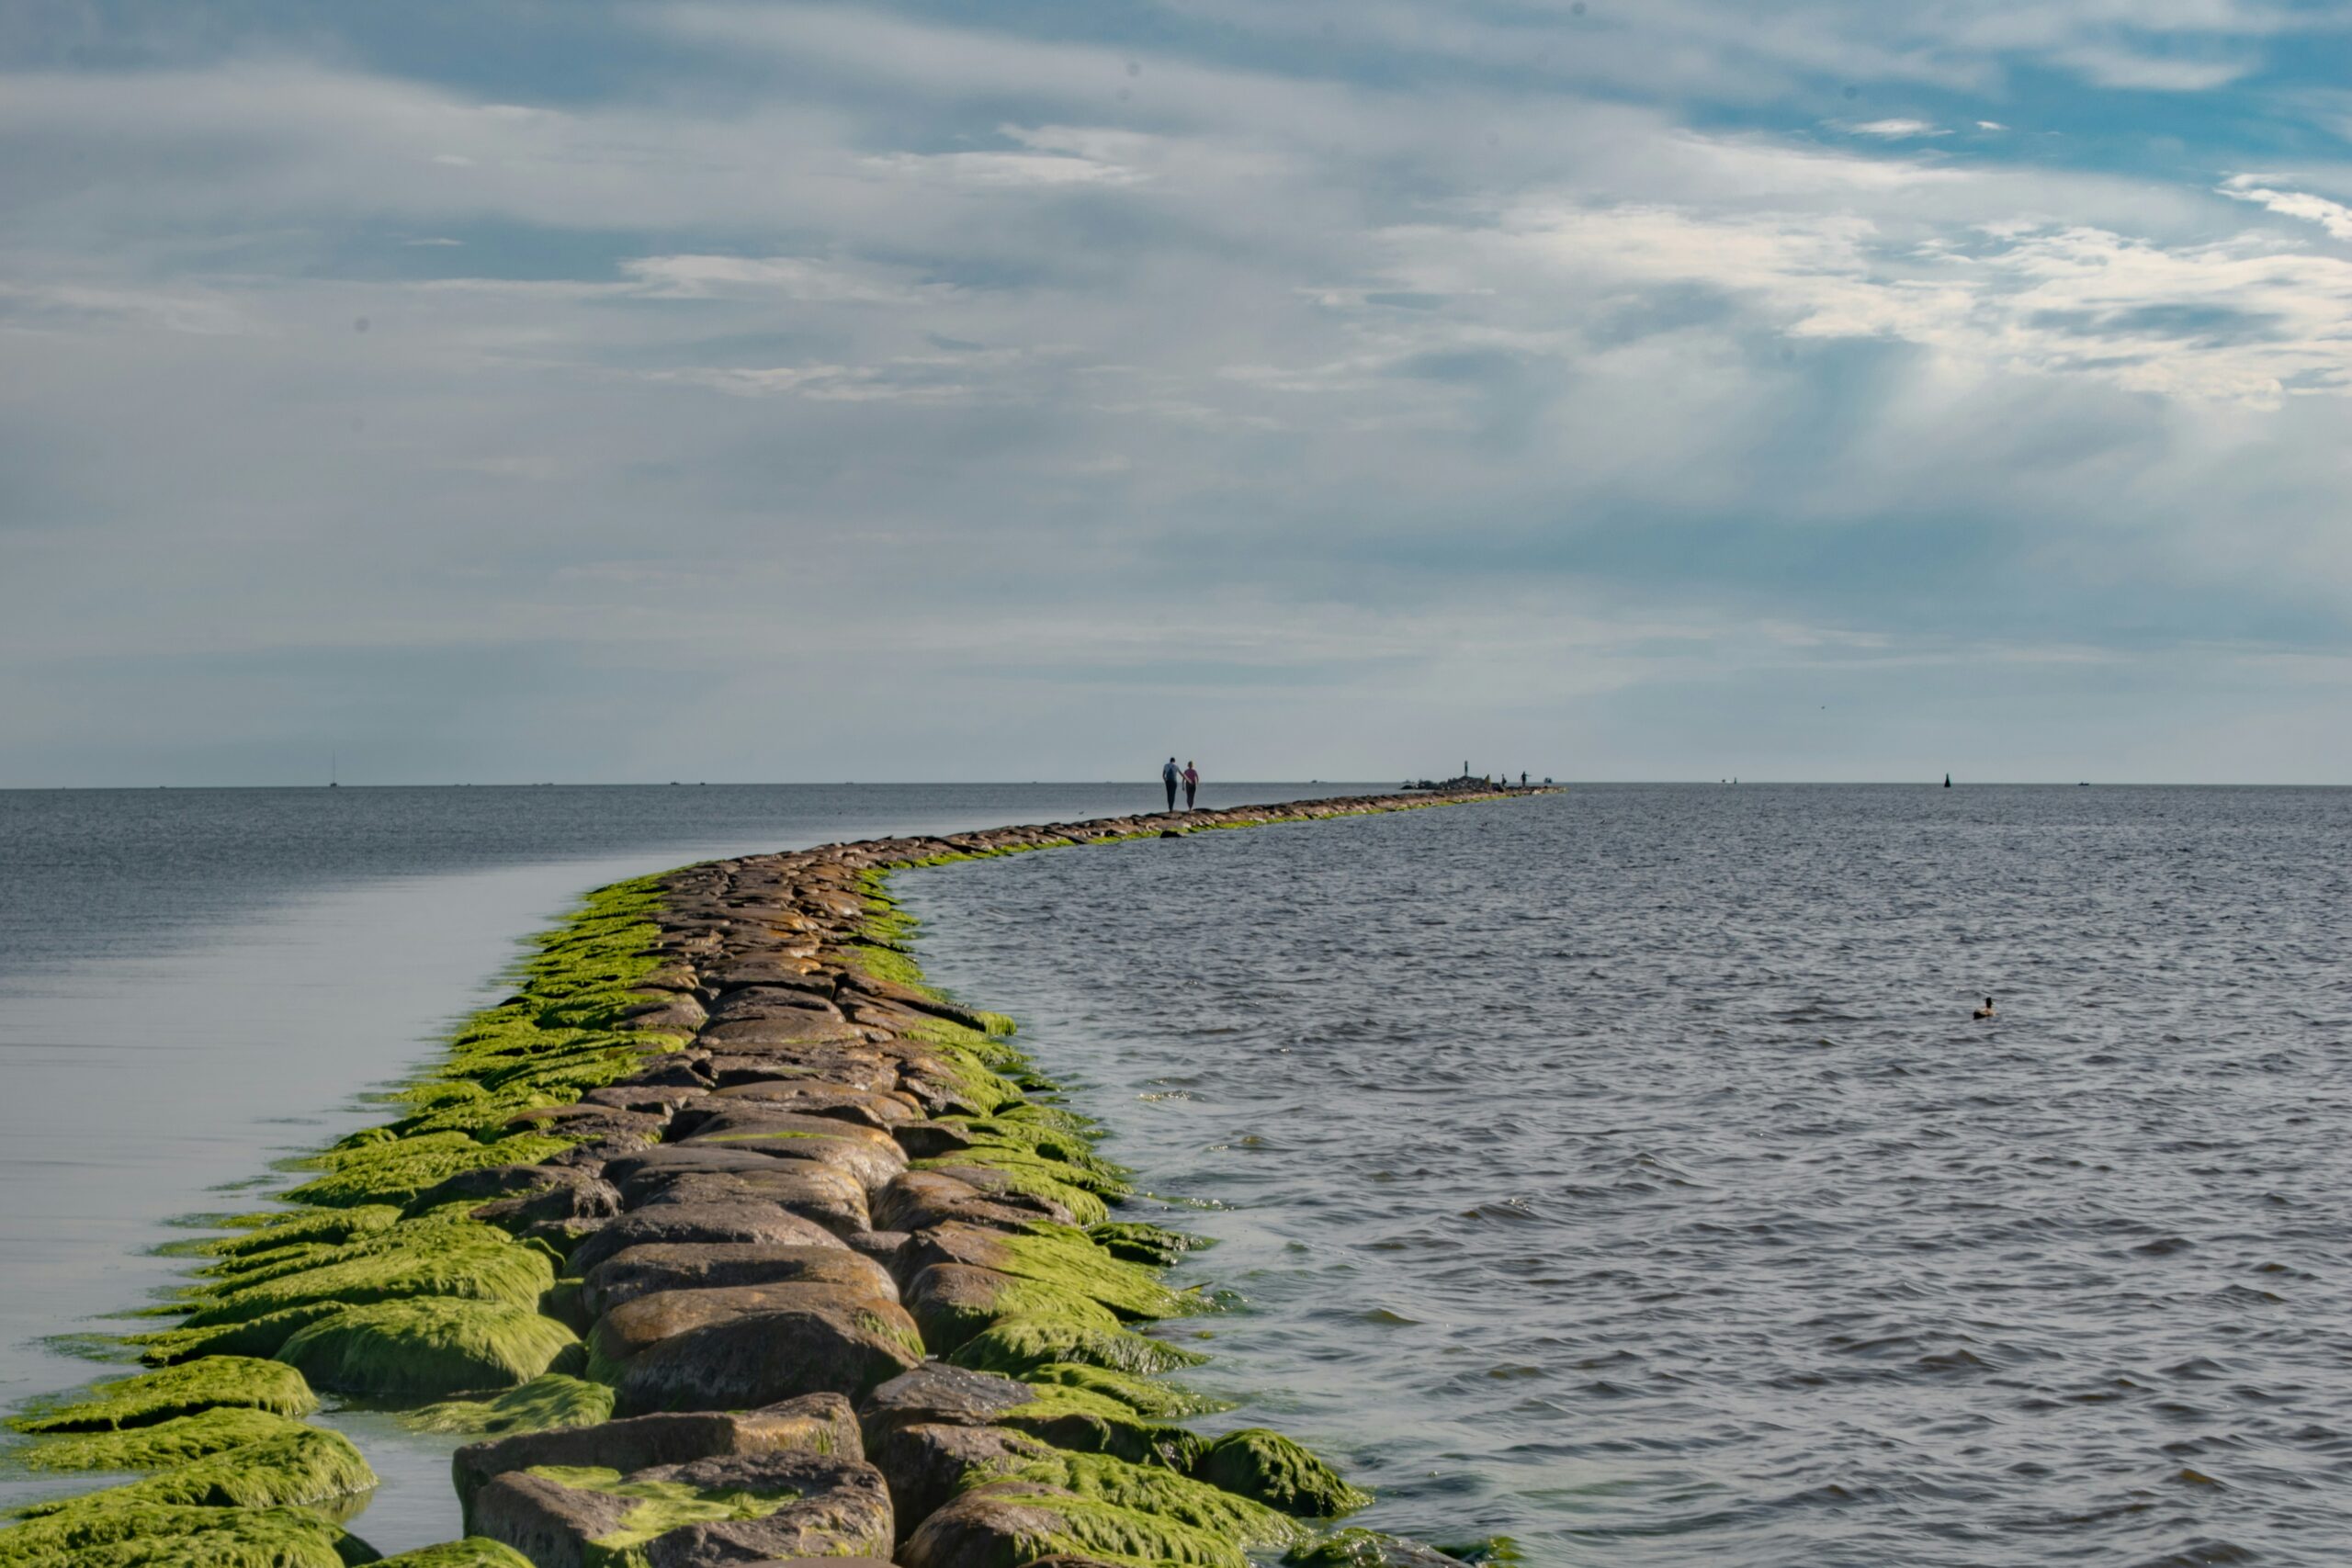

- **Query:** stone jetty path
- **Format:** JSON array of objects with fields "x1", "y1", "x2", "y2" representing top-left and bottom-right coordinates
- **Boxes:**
[{"x1": 3, "y1": 787, "x2": 1547, "y2": 1568}]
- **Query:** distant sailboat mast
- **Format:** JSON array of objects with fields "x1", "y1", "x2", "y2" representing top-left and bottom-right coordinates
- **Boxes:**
[{"x1": 1944, "y1": 773, "x2": 1951, "y2": 788}]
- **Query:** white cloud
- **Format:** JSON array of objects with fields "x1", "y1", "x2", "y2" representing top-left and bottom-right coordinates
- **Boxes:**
[
  {"x1": 1841, "y1": 118, "x2": 1948, "y2": 138},
  {"x1": 2219, "y1": 175, "x2": 2352, "y2": 242}
]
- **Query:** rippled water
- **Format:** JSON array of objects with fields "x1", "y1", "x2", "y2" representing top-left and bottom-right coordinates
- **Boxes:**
[{"x1": 900, "y1": 785, "x2": 2352, "y2": 1568}]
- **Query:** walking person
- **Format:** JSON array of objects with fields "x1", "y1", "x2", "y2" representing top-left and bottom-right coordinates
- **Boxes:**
[
  {"x1": 1161, "y1": 756, "x2": 1180, "y2": 812},
  {"x1": 1182, "y1": 760, "x2": 1199, "y2": 809}
]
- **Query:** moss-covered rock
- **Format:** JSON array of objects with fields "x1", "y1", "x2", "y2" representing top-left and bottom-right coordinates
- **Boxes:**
[
  {"x1": 999, "y1": 1384, "x2": 1204, "y2": 1471},
  {"x1": 970, "y1": 1448, "x2": 1307, "y2": 1550},
  {"x1": 178, "y1": 1221, "x2": 554, "y2": 1327},
  {"x1": 899, "y1": 1477, "x2": 1250, "y2": 1568},
  {"x1": 1017, "y1": 1362, "x2": 1229, "y2": 1418},
  {"x1": 131, "y1": 1303, "x2": 353, "y2": 1366},
  {"x1": 1193, "y1": 1429, "x2": 1370, "y2": 1517},
  {"x1": 197, "y1": 1207, "x2": 402, "y2": 1259},
  {"x1": 1086, "y1": 1221, "x2": 1213, "y2": 1268},
  {"x1": 1281, "y1": 1529, "x2": 1479, "y2": 1567},
  {"x1": 401, "y1": 1373, "x2": 616, "y2": 1436},
  {"x1": 907, "y1": 1224, "x2": 1198, "y2": 1322},
  {"x1": 284, "y1": 1130, "x2": 579, "y2": 1210},
  {"x1": 16, "y1": 1406, "x2": 309, "y2": 1472},
  {"x1": 370, "y1": 1541, "x2": 536, "y2": 1568},
  {"x1": 901, "y1": 1263, "x2": 1121, "y2": 1354},
  {"x1": 9, "y1": 1357, "x2": 317, "y2": 1433},
  {"x1": 471, "y1": 1450, "x2": 893, "y2": 1565},
  {"x1": 0, "y1": 1501, "x2": 364, "y2": 1568},
  {"x1": 13, "y1": 1424, "x2": 377, "y2": 1516},
  {"x1": 276, "y1": 1297, "x2": 580, "y2": 1396},
  {"x1": 947, "y1": 1318, "x2": 1209, "y2": 1379}
]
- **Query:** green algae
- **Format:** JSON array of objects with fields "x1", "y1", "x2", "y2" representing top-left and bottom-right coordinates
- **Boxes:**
[
  {"x1": 15, "y1": 1407, "x2": 307, "y2": 1472},
  {"x1": 284, "y1": 1131, "x2": 579, "y2": 1210},
  {"x1": 1088, "y1": 1221, "x2": 1214, "y2": 1267},
  {"x1": 0, "y1": 1501, "x2": 364, "y2": 1568},
  {"x1": 276, "y1": 1298, "x2": 580, "y2": 1397},
  {"x1": 13, "y1": 1425, "x2": 377, "y2": 1517},
  {"x1": 177, "y1": 1221, "x2": 554, "y2": 1328},
  {"x1": 1001, "y1": 1384, "x2": 1204, "y2": 1470},
  {"x1": 947, "y1": 1317, "x2": 1210, "y2": 1379},
  {"x1": 1019, "y1": 1362, "x2": 1230, "y2": 1418},
  {"x1": 523, "y1": 1465, "x2": 802, "y2": 1563},
  {"x1": 1193, "y1": 1429, "x2": 1371, "y2": 1517},
  {"x1": 371, "y1": 1541, "x2": 534, "y2": 1568},
  {"x1": 197, "y1": 1208, "x2": 402, "y2": 1260},
  {"x1": 401, "y1": 1373, "x2": 614, "y2": 1436},
  {"x1": 10, "y1": 1358, "x2": 317, "y2": 1434},
  {"x1": 991, "y1": 1227, "x2": 1200, "y2": 1322},
  {"x1": 1283, "y1": 1529, "x2": 1518, "y2": 1567},
  {"x1": 914, "y1": 1150, "x2": 1115, "y2": 1227},
  {"x1": 910, "y1": 1273, "x2": 1121, "y2": 1354},
  {"x1": 971, "y1": 1450, "x2": 1306, "y2": 1551},
  {"x1": 132, "y1": 1303, "x2": 352, "y2": 1367},
  {"x1": 976, "y1": 1483, "x2": 1251, "y2": 1568}
]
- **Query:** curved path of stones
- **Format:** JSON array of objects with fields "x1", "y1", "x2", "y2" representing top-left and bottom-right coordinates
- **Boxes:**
[{"x1": 2, "y1": 788, "x2": 1542, "y2": 1568}]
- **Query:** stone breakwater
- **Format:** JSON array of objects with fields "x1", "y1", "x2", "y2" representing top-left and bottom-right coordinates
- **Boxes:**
[{"x1": 2, "y1": 788, "x2": 1544, "y2": 1568}]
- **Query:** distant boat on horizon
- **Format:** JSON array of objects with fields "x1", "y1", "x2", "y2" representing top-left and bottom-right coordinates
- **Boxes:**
[{"x1": 1944, "y1": 773, "x2": 1951, "y2": 788}]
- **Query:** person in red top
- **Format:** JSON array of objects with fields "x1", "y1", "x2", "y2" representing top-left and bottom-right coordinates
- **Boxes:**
[{"x1": 1182, "y1": 761, "x2": 1199, "y2": 808}]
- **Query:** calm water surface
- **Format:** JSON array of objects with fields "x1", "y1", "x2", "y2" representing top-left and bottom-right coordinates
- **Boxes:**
[
  {"x1": 0, "y1": 782, "x2": 1356, "y2": 1551},
  {"x1": 899, "y1": 786, "x2": 2352, "y2": 1568}
]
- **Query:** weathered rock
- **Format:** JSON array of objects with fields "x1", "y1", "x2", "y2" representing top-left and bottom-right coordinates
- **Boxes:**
[
  {"x1": 583, "y1": 1243, "x2": 896, "y2": 1318},
  {"x1": 503, "y1": 1104, "x2": 669, "y2": 1145},
  {"x1": 592, "y1": 1283, "x2": 908, "y2": 1366},
  {"x1": 1193, "y1": 1427, "x2": 1372, "y2": 1517},
  {"x1": 845, "y1": 1230, "x2": 910, "y2": 1270},
  {"x1": 874, "y1": 1170, "x2": 1063, "y2": 1235},
  {"x1": 628, "y1": 1167, "x2": 872, "y2": 1236},
  {"x1": 897, "y1": 1479, "x2": 1248, "y2": 1568},
  {"x1": 671, "y1": 1109, "x2": 909, "y2": 1190},
  {"x1": 859, "y1": 1362, "x2": 1029, "y2": 1447},
  {"x1": 899, "y1": 1261, "x2": 1115, "y2": 1352},
  {"x1": 454, "y1": 1393, "x2": 861, "y2": 1517},
  {"x1": 607, "y1": 1299, "x2": 923, "y2": 1416},
  {"x1": 699, "y1": 1013, "x2": 866, "y2": 1048},
  {"x1": 581, "y1": 1083, "x2": 702, "y2": 1116},
  {"x1": 865, "y1": 1421, "x2": 1054, "y2": 1535},
  {"x1": 407, "y1": 1164, "x2": 623, "y2": 1231},
  {"x1": 1282, "y1": 1529, "x2": 1476, "y2": 1567},
  {"x1": 709, "y1": 1079, "x2": 923, "y2": 1130},
  {"x1": 565, "y1": 1203, "x2": 845, "y2": 1279},
  {"x1": 470, "y1": 1450, "x2": 892, "y2": 1566},
  {"x1": 707, "y1": 959, "x2": 836, "y2": 994},
  {"x1": 612, "y1": 994, "x2": 709, "y2": 1034}
]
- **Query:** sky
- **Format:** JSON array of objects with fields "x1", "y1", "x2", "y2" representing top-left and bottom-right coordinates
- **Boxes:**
[{"x1": 6, "y1": 1, "x2": 2352, "y2": 785}]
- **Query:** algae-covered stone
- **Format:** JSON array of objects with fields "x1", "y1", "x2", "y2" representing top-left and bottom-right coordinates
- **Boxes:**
[
  {"x1": 371, "y1": 1541, "x2": 536, "y2": 1568},
  {"x1": 17, "y1": 1406, "x2": 308, "y2": 1472},
  {"x1": 14, "y1": 1424, "x2": 377, "y2": 1516},
  {"x1": 899, "y1": 1478, "x2": 1249, "y2": 1568},
  {"x1": 874, "y1": 1171, "x2": 1069, "y2": 1235},
  {"x1": 180, "y1": 1221, "x2": 554, "y2": 1327},
  {"x1": 946, "y1": 1318, "x2": 1208, "y2": 1379},
  {"x1": 901, "y1": 1264, "x2": 1119, "y2": 1355},
  {"x1": 866, "y1": 1421, "x2": 1053, "y2": 1533},
  {"x1": 0, "y1": 1501, "x2": 361, "y2": 1568},
  {"x1": 904, "y1": 1223, "x2": 1198, "y2": 1322},
  {"x1": 607, "y1": 1298, "x2": 922, "y2": 1416},
  {"x1": 454, "y1": 1393, "x2": 860, "y2": 1517},
  {"x1": 132, "y1": 1302, "x2": 353, "y2": 1366},
  {"x1": 277, "y1": 1297, "x2": 581, "y2": 1396},
  {"x1": 1282, "y1": 1529, "x2": 1476, "y2": 1567},
  {"x1": 10, "y1": 1356, "x2": 318, "y2": 1432},
  {"x1": 199, "y1": 1206, "x2": 402, "y2": 1259},
  {"x1": 286, "y1": 1130, "x2": 580, "y2": 1209},
  {"x1": 470, "y1": 1450, "x2": 893, "y2": 1566},
  {"x1": 971, "y1": 1448, "x2": 1306, "y2": 1551},
  {"x1": 1086, "y1": 1221, "x2": 1213, "y2": 1268},
  {"x1": 404, "y1": 1372, "x2": 616, "y2": 1437},
  {"x1": 1193, "y1": 1428, "x2": 1370, "y2": 1517},
  {"x1": 1018, "y1": 1362, "x2": 1229, "y2": 1418}
]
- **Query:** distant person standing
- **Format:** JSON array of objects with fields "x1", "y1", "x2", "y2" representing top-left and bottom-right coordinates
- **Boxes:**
[
  {"x1": 1182, "y1": 761, "x2": 1199, "y2": 808},
  {"x1": 1161, "y1": 757, "x2": 1180, "y2": 811}
]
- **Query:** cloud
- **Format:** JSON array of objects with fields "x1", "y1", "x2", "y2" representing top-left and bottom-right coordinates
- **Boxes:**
[
  {"x1": 1839, "y1": 118, "x2": 1949, "y2": 138},
  {"x1": 2219, "y1": 175, "x2": 2352, "y2": 242}
]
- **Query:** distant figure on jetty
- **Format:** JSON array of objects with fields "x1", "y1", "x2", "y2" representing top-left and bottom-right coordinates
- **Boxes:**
[
  {"x1": 1973, "y1": 996, "x2": 1996, "y2": 1019},
  {"x1": 1162, "y1": 757, "x2": 1180, "y2": 811},
  {"x1": 1182, "y1": 760, "x2": 1199, "y2": 808}
]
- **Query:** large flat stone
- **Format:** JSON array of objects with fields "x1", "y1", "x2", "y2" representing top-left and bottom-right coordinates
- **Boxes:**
[
  {"x1": 592, "y1": 1283, "x2": 907, "y2": 1365},
  {"x1": 609, "y1": 1300, "x2": 923, "y2": 1416},
  {"x1": 583, "y1": 1243, "x2": 895, "y2": 1318},
  {"x1": 454, "y1": 1394, "x2": 860, "y2": 1517},
  {"x1": 566, "y1": 1203, "x2": 844, "y2": 1279},
  {"x1": 471, "y1": 1450, "x2": 892, "y2": 1567}
]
